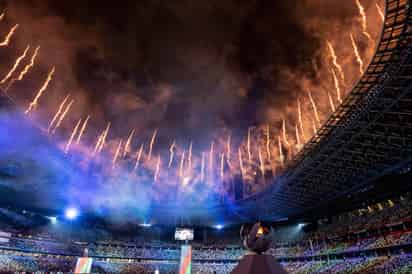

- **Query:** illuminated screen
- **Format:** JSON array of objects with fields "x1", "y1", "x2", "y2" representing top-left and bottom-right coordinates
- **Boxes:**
[
  {"x1": 179, "y1": 245, "x2": 192, "y2": 274},
  {"x1": 175, "y1": 228, "x2": 194, "y2": 241}
]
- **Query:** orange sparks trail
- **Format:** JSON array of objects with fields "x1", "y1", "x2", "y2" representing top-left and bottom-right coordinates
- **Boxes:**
[
  {"x1": 0, "y1": 12, "x2": 4, "y2": 22},
  {"x1": 258, "y1": 146, "x2": 264, "y2": 177},
  {"x1": 52, "y1": 99, "x2": 74, "y2": 134},
  {"x1": 282, "y1": 119, "x2": 289, "y2": 147},
  {"x1": 209, "y1": 141, "x2": 214, "y2": 171},
  {"x1": 331, "y1": 68, "x2": 342, "y2": 104},
  {"x1": 1, "y1": 45, "x2": 30, "y2": 84},
  {"x1": 123, "y1": 129, "x2": 135, "y2": 157},
  {"x1": 98, "y1": 123, "x2": 111, "y2": 153},
  {"x1": 226, "y1": 134, "x2": 231, "y2": 163},
  {"x1": 297, "y1": 99, "x2": 306, "y2": 141},
  {"x1": 201, "y1": 152, "x2": 205, "y2": 181},
  {"x1": 356, "y1": 0, "x2": 373, "y2": 42},
  {"x1": 154, "y1": 155, "x2": 161, "y2": 181},
  {"x1": 326, "y1": 41, "x2": 345, "y2": 82},
  {"x1": 238, "y1": 148, "x2": 245, "y2": 177},
  {"x1": 327, "y1": 91, "x2": 336, "y2": 112},
  {"x1": 48, "y1": 94, "x2": 70, "y2": 133},
  {"x1": 295, "y1": 124, "x2": 301, "y2": 150},
  {"x1": 188, "y1": 141, "x2": 193, "y2": 170},
  {"x1": 266, "y1": 125, "x2": 271, "y2": 160},
  {"x1": 350, "y1": 33, "x2": 364, "y2": 76},
  {"x1": 147, "y1": 129, "x2": 157, "y2": 161},
  {"x1": 6, "y1": 46, "x2": 40, "y2": 91},
  {"x1": 134, "y1": 144, "x2": 144, "y2": 171},
  {"x1": 376, "y1": 3, "x2": 385, "y2": 22},
  {"x1": 220, "y1": 153, "x2": 225, "y2": 180},
  {"x1": 64, "y1": 118, "x2": 82, "y2": 154},
  {"x1": 312, "y1": 119, "x2": 317, "y2": 135},
  {"x1": 179, "y1": 150, "x2": 185, "y2": 177},
  {"x1": 0, "y1": 24, "x2": 18, "y2": 47},
  {"x1": 168, "y1": 141, "x2": 176, "y2": 168},
  {"x1": 112, "y1": 140, "x2": 123, "y2": 168},
  {"x1": 247, "y1": 127, "x2": 252, "y2": 162},
  {"x1": 25, "y1": 67, "x2": 55, "y2": 114},
  {"x1": 76, "y1": 115, "x2": 90, "y2": 144},
  {"x1": 307, "y1": 89, "x2": 321, "y2": 127},
  {"x1": 278, "y1": 136, "x2": 284, "y2": 164}
]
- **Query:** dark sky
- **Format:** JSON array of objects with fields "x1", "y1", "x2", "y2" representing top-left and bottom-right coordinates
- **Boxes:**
[{"x1": 0, "y1": 0, "x2": 382, "y2": 148}]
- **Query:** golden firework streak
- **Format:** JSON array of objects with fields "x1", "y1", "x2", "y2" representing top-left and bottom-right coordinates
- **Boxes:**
[
  {"x1": 350, "y1": 32, "x2": 364, "y2": 76},
  {"x1": 258, "y1": 146, "x2": 264, "y2": 177},
  {"x1": 331, "y1": 68, "x2": 342, "y2": 104},
  {"x1": 307, "y1": 89, "x2": 321, "y2": 127},
  {"x1": 356, "y1": 0, "x2": 373, "y2": 42},
  {"x1": 48, "y1": 94, "x2": 70, "y2": 133},
  {"x1": 52, "y1": 99, "x2": 74, "y2": 134},
  {"x1": 76, "y1": 115, "x2": 90, "y2": 144},
  {"x1": 266, "y1": 125, "x2": 271, "y2": 160},
  {"x1": 201, "y1": 152, "x2": 205, "y2": 181},
  {"x1": 112, "y1": 139, "x2": 123, "y2": 168},
  {"x1": 64, "y1": 118, "x2": 82, "y2": 154},
  {"x1": 282, "y1": 119, "x2": 289, "y2": 147},
  {"x1": 134, "y1": 144, "x2": 144, "y2": 171},
  {"x1": 220, "y1": 153, "x2": 225, "y2": 180},
  {"x1": 179, "y1": 150, "x2": 185, "y2": 177},
  {"x1": 168, "y1": 141, "x2": 176, "y2": 168},
  {"x1": 0, "y1": 24, "x2": 18, "y2": 47},
  {"x1": 278, "y1": 136, "x2": 284, "y2": 164},
  {"x1": 327, "y1": 91, "x2": 336, "y2": 112},
  {"x1": 238, "y1": 148, "x2": 245, "y2": 177},
  {"x1": 297, "y1": 99, "x2": 306, "y2": 141},
  {"x1": 1, "y1": 44, "x2": 30, "y2": 84},
  {"x1": 376, "y1": 3, "x2": 385, "y2": 22},
  {"x1": 25, "y1": 67, "x2": 55, "y2": 114},
  {"x1": 154, "y1": 155, "x2": 161, "y2": 181},
  {"x1": 6, "y1": 46, "x2": 40, "y2": 91},
  {"x1": 326, "y1": 41, "x2": 345, "y2": 82},
  {"x1": 147, "y1": 129, "x2": 157, "y2": 161},
  {"x1": 123, "y1": 129, "x2": 135, "y2": 157},
  {"x1": 209, "y1": 141, "x2": 214, "y2": 171},
  {"x1": 247, "y1": 127, "x2": 252, "y2": 161}
]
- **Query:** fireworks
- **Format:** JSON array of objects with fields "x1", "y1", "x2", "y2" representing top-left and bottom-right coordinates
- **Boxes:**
[
  {"x1": 168, "y1": 141, "x2": 176, "y2": 168},
  {"x1": 327, "y1": 91, "x2": 336, "y2": 112},
  {"x1": 258, "y1": 146, "x2": 264, "y2": 177},
  {"x1": 238, "y1": 148, "x2": 245, "y2": 177},
  {"x1": 201, "y1": 152, "x2": 205, "y2": 181},
  {"x1": 355, "y1": 0, "x2": 373, "y2": 42},
  {"x1": 295, "y1": 124, "x2": 301, "y2": 150},
  {"x1": 123, "y1": 129, "x2": 135, "y2": 157},
  {"x1": 154, "y1": 155, "x2": 161, "y2": 181},
  {"x1": 134, "y1": 144, "x2": 144, "y2": 171},
  {"x1": 209, "y1": 141, "x2": 215, "y2": 171},
  {"x1": 326, "y1": 41, "x2": 345, "y2": 82},
  {"x1": 147, "y1": 129, "x2": 157, "y2": 161},
  {"x1": 188, "y1": 141, "x2": 193, "y2": 171},
  {"x1": 297, "y1": 99, "x2": 306, "y2": 141},
  {"x1": 93, "y1": 122, "x2": 111, "y2": 155},
  {"x1": 0, "y1": 24, "x2": 18, "y2": 47},
  {"x1": 48, "y1": 94, "x2": 70, "y2": 133},
  {"x1": 282, "y1": 119, "x2": 289, "y2": 147},
  {"x1": 112, "y1": 139, "x2": 123, "y2": 168},
  {"x1": 278, "y1": 136, "x2": 284, "y2": 164},
  {"x1": 51, "y1": 99, "x2": 74, "y2": 134},
  {"x1": 307, "y1": 89, "x2": 321, "y2": 127},
  {"x1": 25, "y1": 67, "x2": 56, "y2": 114},
  {"x1": 376, "y1": 3, "x2": 385, "y2": 22},
  {"x1": 350, "y1": 33, "x2": 364, "y2": 75},
  {"x1": 76, "y1": 115, "x2": 90, "y2": 144},
  {"x1": 179, "y1": 150, "x2": 185, "y2": 177},
  {"x1": 0, "y1": 12, "x2": 4, "y2": 22},
  {"x1": 64, "y1": 118, "x2": 82, "y2": 154},
  {"x1": 226, "y1": 134, "x2": 231, "y2": 163},
  {"x1": 266, "y1": 125, "x2": 271, "y2": 160},
  {"x1": 6, "y1": 46, "x2": 40, "y2": 91},
  {"x1": 331, "y1": 68, "x2": 342, "y2": 104},
  {"x1": 220, "y1": 153, "x2": 225, "y2": 180},
  {"x1": 311, "y1": 119, "x2": 317, "y2": 135},
  {"x1": 1, "y1": 45, "x2": 30, "y2": 84},
  {"x1": 247, "y1": 127, "x2": 252, "y2": 162}
]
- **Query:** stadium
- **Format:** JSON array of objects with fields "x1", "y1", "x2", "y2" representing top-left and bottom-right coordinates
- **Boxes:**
[{"x1": 0, "y1": 0, "x2": 411, "y2": 273}]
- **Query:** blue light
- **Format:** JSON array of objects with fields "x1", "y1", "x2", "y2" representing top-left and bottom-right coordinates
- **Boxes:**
[
  {"x1": 48, "y1": 216, "x2": 57, "y2": 224},
  {"x1": 139, "y1": 223, "x2": 152, "y2": 227},
  {"x1": 298, "y1": 223, "x2": 305, "y2": 229},
  {"x1": 215, "y1": 224, "x2": 223, "y2": 230},
  {"x1": 65, "y1": 208, "x2": 79, "y2": 220}
]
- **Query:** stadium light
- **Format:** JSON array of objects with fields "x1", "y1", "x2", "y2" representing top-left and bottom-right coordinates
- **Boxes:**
[
  {"x1": 48, "y1": 216, "x2": 57, "y2": 224},
  {"x1": 139, "y1": 223, "x2": 152, "y2": 227},
  {"x1": 297, "y1": 223, "x2": 305, "y2": 229},
  {"x1": 215, "y1": 224, "x2": 224, "y2": 230},
  {"x1": 65, "y1": 208, "x2": 79, "y2": 220}
]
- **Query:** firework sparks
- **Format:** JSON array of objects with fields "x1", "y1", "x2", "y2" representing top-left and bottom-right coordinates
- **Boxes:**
[
  {"x1": 350, "y1": 33, "x2": 364, "y2": 76},
  {"x1": 6, "y1": 46, "x2": 40, "y2": 91},
  {"x1": 297, "y1": 99, "x2": 306, "y2": 141},
  {"x1": 1, "y1": 45, "x2": 30, "y2": 84},
  {"x1": 326, "y1": 41, "x2": 345, "y2": 82},
  {"x1": 188, "y1": 141, "x2": 193, "y2": 171},
  {"x1": 327, "y1": 91, "x2": 336, "y2": 112},
  {"x1": 147, "y1": 129, "x2": 157, "y2": 161},
  {"x1": 282, "y1": 119, "x2": 289, "y2": 147},
  {"x1": 355, "y1": 0, "x2": 373, "y2": 42},
  {"x1": 76, "y1": 115, "x2": 90, "y2": 144},
  {"x1": 295, "y1": 124, "x2": 301, "y2": 150},
  {"x1": 376, "y1": 3, "x2": 384, "y2": 22},
  {"x1": 123, "y1": 129, "x2": 135, "y2": 157},
  {"x1": 278, "y1": 136, "x2": 284, "y2": 164},
  {"x1": 226, "y1": 134, "x2": 231, "y2": 163},
  {"x1": 258, "y1": 146, "x2": 264, "y2": 177},
  {"x1": 51, "y1": 99, "x2": 74, "y2": 135},
  {"x1": 238, "y1": 148, "x2": 245, "y2": 177},
  {"x1": 331, "y1": 68, "x2": 342, "y2": 104},
  {"x1": 154, "y1": 155, "x2": 161, "y2": 181},
  {"x1": 307, "y1": 89, "x2": 321, "y2": 127},
  {"x1": 0, "y1": 24, "x2": 18, "y2": 47},
  {"x1": 64, "y1": 118, "x2": 82, "y2": 154},
  {"x1": 201, "y1": 152, "x2": 205, "y2": 181},
  {"x1": 266, "y1": 125, "x2": 271, "y2": 160},
  {"x1": 48, "y1": 94, "x2": 70, "y2": 133},
  {"x1": 168, "y1": 141, "x2": 176, "y2": 168},
  {"x1": 112, "y1": 139, "x2": 123, "y2": 168},
  {"x1": 98, "y1": 122, "x2": 111, "y2": 153},
  {"x1": 312, "y1": 119, "x2": 317, "y2": 135},
  {"x1": 209, "y1": 141, "x2": 215, "y2": 171},
  {"x1": 0, "y1": 12, "x2": 4, "y2": 22},
  {"x1": 25, "y1": 67, "x2": 55, "y2": 114},
  {"x1": 179, "y1": 150, "x2": 185, "y2": 177},
  {"x1": 134, "y1": 144, "x2": 144, "y2": 171},
  {"x1": 220, "y1": 153, "x2": 225, "y2": 180},
  {"x1": 247, "y1": 127, "x2": 252, "y2": 162}
]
